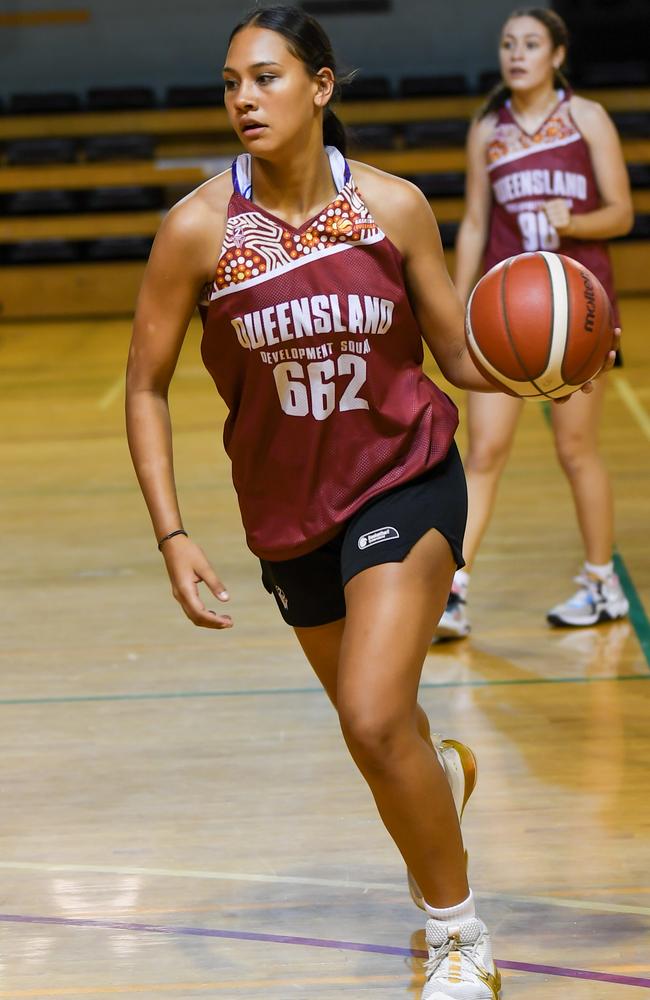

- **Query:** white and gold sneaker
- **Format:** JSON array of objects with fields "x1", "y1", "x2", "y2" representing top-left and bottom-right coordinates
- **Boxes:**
[
  {"x1": 408, "y1": 738, "x2": 477, "y2": 910},
  {"x1": 422, "y1": 916, "x2": 501, "y2": 999}
]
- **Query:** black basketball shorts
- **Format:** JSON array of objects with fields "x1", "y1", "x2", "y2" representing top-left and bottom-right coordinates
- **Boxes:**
[{"x1": 260, "y1": 442, "x2": 467, "y2": 628}]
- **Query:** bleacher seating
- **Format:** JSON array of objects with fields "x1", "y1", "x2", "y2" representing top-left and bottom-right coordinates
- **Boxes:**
[
  {"x1": 5, "y1": 139, "x2": 78, "y2": 166},
  {"x1": 576, "y1": 61, "x2": 650, "y2": 89},
  {"x1": 403, "y1": 120, "x2": 468, "y2": 148},
  {"x1": 86, "y1": 87, "x2": 157, "y2": 111},
  {"x1": 4, "y1": 190, "x2": 79, "y2": 215},
  {"x1": 166, "y1": 85, "x2": 225, "y2": 107},
  {"x1": 83, "y1": 135, "x2": 155, "y2": 161},
  {"x1": 399, "y1": 75, "x2": 469, "y2": 97},
  {"x1": 0, "y1": 82, "x2": 649, "y2": 316},
  {"x1": 341, "y1": 76, "x2": 392, "y2": 101},
  {"x1": 8, "y1": 92, "x2": 81, "y2": 114}
]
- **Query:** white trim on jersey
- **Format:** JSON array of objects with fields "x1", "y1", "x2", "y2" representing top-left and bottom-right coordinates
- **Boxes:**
[
  {"x1": 487, "y1": 131, "x2": 582, "y2": 173},
  {"x1": 209, "y1": 230, "x2": 386, "y2": 301},
  {"x1": 235, "y1": 145, "x2": 348, "y2": 199}
]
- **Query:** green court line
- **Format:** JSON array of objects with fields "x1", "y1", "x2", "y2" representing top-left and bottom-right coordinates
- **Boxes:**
[
  {"x1": 614, "y1": 551, "x2": 650, "y2": 668},
  {"x1": 541, "y1": 401, "x2": 650, "y2": 669},
  {"x1": 0, "y1": 673, "x2": 648, "y2": 707}
]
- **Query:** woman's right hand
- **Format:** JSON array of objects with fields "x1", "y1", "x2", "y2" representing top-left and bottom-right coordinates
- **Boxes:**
[{"x1": 161, "y1": 535, "x2": 233, "y2": 629}]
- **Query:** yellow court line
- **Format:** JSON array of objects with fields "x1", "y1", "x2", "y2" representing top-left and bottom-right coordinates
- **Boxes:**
[
  {"x1": 3, "y1": 860, "x2": 650, "y2": 919},
  {"x1": 0, "y1": 973, "x2": 411, "y2": 997},
  {"x1": 98, "y1": 373, "x2": 126, "y2": 411},
  {"x1": 613, "y1": 373, "x2": 650, "y2": 442}
]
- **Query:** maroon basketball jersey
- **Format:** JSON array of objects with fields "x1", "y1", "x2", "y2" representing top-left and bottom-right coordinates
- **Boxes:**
[
  {"x1": 484, "y1": 91, "x2": 619, "y2": 321},
  {"x1": 199, "y1": 147, "x2": 458, "y2": 560}
]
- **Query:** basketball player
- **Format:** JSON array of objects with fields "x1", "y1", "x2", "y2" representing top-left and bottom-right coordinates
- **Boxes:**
[
  {"x1": 436, "y1": 7, "x2": 632, "y2": 639},
  {"x1": 125, "y1": 7, "x2": 512, "y2": 996}
]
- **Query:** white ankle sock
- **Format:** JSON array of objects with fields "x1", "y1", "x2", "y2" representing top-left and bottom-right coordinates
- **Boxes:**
[
  {"x1": 584, "y1": 560, "x2": 613, "y2": 580},
  {"x1": 424, "y1": 889, "x2": 475, "y2": 923},
  {"x1": 453, "y1": 569, "x2": 470, "y2": 595}
]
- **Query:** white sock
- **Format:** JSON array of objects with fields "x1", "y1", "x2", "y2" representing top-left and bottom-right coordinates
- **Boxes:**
[
  {"x1": 584, "y1": 560, "x2": 613, "y2": 580},
  {"x1": 424, "y1": 889, "x2": 475, "y2": 923},
  {"x1": 453, "y1": 569, "x2": 470, "y2": 596}
]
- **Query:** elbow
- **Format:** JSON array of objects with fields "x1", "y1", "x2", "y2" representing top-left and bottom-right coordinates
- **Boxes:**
[{"x1": 620, "y1": 204, "x2": 635, "y2": 237}]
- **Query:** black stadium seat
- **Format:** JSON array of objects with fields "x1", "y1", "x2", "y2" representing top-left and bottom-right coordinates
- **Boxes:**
[
  {"x1": 402, "y1": 120, "x2": 468, "y2": 148},
  {"x1": 477, "y1": 69, "x2": 501, "y2": 94},
  {"x1": 341, "y1": 76, "x2": 392, "y2": 101},
  {"x1": 166, "y1": 84, "x2": 225, "y2": 107},
  {"x1": 349, "y1": 124, "x2": 397, "y2": 149},
  {"x1": 6, "y1": 240, "x2": 81, "y2": 265},
  {"x1": 85, "y1": 237, "x2": 154, "y2": 261},
  {"x1": 576, "y1": 60, "x2": 650, "y2": 89},
  {"x1": 83, "y1": 135, "x2": 155, "y2": 161},
  {"x1": 9, "y1": 92, "x2": 81, "y2": 114},
  {"x1": 399, "y1": 75, "x2": 469, "y2": 98},
  {"x1": 86, "y1": 87, "x2": 156, "y2": 111},
  {"x1": 405, "y1": 173, "x2": 466, "y2": 198},
  {"x1": 3, "y1": 190, "x2": 79, "y2": 215},
  {"x1": 5, "y1": 138, "x2": 78, "y2": 166},
  {"x1": 81, "y1": 187, "x2": 164, "y2": 212},
  {"x1": 628, "y1": 164, "x2": 650, "y2": 188},
  {"x1": 437, "y1": 222, "x2": 460, "y2": 248},
  {"x1": 610, "y1": 112, "x2": 650, "y2": 139}
]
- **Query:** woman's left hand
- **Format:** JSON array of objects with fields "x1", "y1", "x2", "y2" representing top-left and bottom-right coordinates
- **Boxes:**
[
  {"x1": 543, "y1": 198, "x2": 572, "y2": 235},
  {"x1": 554, "y1": 327, "x2": 620, "y2": 402}
]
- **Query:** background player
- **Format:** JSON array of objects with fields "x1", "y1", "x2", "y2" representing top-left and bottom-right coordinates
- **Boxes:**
[
  {"x1": 436, "y1": 6, "x2": 633, "y2": 639},
  {"x1": 126, "y1": 6, "x2": 507, "y2": 997}
]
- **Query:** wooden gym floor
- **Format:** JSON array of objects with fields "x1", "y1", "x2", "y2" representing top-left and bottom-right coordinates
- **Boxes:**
[{"x1": 1, "y1": 296, "x2": 649, "y2": 998}]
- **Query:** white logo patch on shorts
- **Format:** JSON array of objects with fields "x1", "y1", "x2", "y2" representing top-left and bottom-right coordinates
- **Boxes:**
[
  {"x1": 275, "y1": 586, "x2": 289, "y2": 610},
  {"x1": 357, "y1": 526, "x2": 400, "y2": 550}
]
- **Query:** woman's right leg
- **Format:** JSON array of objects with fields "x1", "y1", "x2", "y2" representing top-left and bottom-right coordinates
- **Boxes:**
[{"x1": 435, "y1": 391, "x2": 523, "y2": 639}]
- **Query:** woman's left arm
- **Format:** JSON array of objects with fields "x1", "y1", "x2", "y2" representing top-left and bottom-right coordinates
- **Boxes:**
[
  {"x1": 384, "y1": 180, "x2": 497, "y2": 390},
  {"x1": 544, "y1": 98, "x2": 634, "y2": 240}
]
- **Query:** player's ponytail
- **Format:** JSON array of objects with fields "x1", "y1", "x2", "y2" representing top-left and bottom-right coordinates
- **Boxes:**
[
  {"x1": 323, "y1": 107, "x2": 348, "y2": 156},
  {"x1": 229, "y1": 5, "x2": 347, "y2": 154},
  {"x1": 477, "y1": 7, "x2": 570, "y2": 121}
]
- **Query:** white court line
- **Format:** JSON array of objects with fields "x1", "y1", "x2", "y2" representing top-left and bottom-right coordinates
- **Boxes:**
[
  {"x1": 98, "y1": 373, "x2": 125, "y2": 411},
  {"x1": 1, "y1": 861, "x2": 649, "y2": 918},
  {"x1": 613, "y1": 373, "x2": 650, "y2": 442}
]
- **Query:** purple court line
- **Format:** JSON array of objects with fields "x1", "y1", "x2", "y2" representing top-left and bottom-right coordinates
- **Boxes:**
[{"x1": 1, "y1": 913, "x2": 649, "y2": 989}]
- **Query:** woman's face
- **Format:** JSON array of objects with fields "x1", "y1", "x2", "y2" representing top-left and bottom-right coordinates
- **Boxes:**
[
  {"x1": 223, "y1": 26, "x2": 331, "y2": 154},
  {"x1": 499, "y1": 16, "x2": 564, "y2": 93}
]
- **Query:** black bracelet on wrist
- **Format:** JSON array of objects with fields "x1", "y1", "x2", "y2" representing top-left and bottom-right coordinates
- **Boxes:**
[{"x1": 157, "y1": 528, "x2": 188, "y2": 551}]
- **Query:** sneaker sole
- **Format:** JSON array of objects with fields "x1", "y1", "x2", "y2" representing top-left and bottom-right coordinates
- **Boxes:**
[
  {"x1": 407, "y1": 740, "x2": 477, "y2": 910},
  {"x1": 547, "y1": 605, "x2": 629, "y2": 628}
]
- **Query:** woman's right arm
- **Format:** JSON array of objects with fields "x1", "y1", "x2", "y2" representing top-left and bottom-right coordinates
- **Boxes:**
[
  {"x1": 454, "y1": 117, "x2": 493, "y2": 304},
  {"x1": 126, "y1": 192, "x2": 233, "y2": 629}
]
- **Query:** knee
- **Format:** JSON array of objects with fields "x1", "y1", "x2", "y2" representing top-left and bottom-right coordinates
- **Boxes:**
[
  {"x1": 338, "y1": 700, "x2": 411, "y2": 773},
  {"x1": 465, "y1": 439, "x2": 510, "y2": 477},
  {"x1": 555, "y1": 434, "x2": 595, "y2": 476}
]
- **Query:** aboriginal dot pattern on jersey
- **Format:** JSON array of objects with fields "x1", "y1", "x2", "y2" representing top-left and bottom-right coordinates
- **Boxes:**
[
  {"x1": 212, "y1": 180, "x2": 380, "y2": 293},
  {"x1": 487, "y1": 99, "x2": 578, "y2": 169}
]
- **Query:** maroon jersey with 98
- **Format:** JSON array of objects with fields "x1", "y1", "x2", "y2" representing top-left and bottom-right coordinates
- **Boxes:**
[{"x1": 199, "y1": 148, "x2": 458, "y2": 560}]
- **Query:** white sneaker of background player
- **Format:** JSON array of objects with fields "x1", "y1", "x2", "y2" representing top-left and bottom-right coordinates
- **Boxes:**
[
  {"x1": 422, "y1": 916, "x2": 501, "y2": 999},
  {"x1": 408, "y1": 739, "x2": 477, "y2": 910},
  {"x1": 435, "y1": 586, "x2": 471, "y2": 639},
  {"x1": 547, "y1": 570, "x2": 629, "y2": 627}
]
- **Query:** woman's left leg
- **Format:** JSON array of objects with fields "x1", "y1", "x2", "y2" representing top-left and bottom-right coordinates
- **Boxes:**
[{"x1": 337, "y1": 527, "x2": 467, "y2": 907}]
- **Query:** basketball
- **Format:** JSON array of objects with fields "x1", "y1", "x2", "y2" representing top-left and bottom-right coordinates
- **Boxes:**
[{"x1": 465, "y1": 251, "x2": 615, "y2": 399}]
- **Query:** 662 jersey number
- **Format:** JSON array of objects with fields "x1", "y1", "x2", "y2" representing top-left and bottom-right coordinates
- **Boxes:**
[{"x1": 273, "y1": 354, "x2": 369, "y2": 421}]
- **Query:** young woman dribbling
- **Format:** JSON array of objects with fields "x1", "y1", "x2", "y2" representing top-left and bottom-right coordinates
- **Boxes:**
[
  {"x1": 127, "y1": 6, "x2": 612, "y2": 995},
  {"x1": 436, "y1": 7, "x2": 632, "y2": 640}
]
